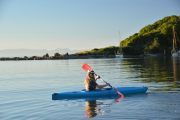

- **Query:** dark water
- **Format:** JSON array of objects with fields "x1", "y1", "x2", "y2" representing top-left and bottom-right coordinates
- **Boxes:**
[{"x1": 0, "y1": 57, "x2": 180, "y2": 119}]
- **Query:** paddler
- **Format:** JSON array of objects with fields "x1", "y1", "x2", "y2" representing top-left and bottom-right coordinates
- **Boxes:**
[{"x1": 84, "y1": 70, "x2": 109, "y2": 91}]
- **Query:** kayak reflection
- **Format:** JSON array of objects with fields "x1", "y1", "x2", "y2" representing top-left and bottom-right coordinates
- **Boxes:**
[{"x1": 85, "y1": 100, "x2": 112, "y2": 118}]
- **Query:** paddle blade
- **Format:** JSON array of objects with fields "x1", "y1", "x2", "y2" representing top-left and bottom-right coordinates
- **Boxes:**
[{"x1": 82, "y1": 64, "x2": 92, "y2": 72}]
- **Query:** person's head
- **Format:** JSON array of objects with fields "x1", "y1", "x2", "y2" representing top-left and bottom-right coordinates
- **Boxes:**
[{"x1": 88, "y1": 70, "x2": 95, "y2": 79}]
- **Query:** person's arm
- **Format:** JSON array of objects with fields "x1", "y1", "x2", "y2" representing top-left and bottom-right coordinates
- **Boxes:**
[
  {"x1": 94, "y1": 74, "x2": 109, "y2": 89},
  {"x1": 96, "y1": 84, "x2": 109, "y2": 89}
]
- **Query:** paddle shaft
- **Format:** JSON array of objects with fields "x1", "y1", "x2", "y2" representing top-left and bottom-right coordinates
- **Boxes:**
[
  {"x1": 94, "y1": 73, "x2": 112, "y2": 87},
  {"x1": 98, "y1": 76, "x2": 124, "y2": 97}
]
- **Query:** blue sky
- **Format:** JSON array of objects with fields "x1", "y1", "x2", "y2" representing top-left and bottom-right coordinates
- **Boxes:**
[{"x1": 0, "y1": 0, "x2": 180, "y2": 50}]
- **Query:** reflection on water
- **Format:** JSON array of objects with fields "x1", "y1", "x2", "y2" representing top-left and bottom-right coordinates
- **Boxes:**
[
  {"x1": 85, "y1": 100, "x2": 112, "y2": 118},
  {"x1": 121, "y1": 56, "x2": 180, "y2": 82},
  {"x1": 85, "y1": 100, "x2": 99, "y2": 118},
  {"x1": 172, "y1": 57, "x2": 180, "y2": 81},
  {"x1": 120, "y1": 56, "x2": 180, "y2": 91}
]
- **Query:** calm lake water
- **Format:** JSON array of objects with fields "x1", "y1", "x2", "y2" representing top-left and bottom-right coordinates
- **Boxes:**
[{"x1": 0, "y1": 57, "x2": 180, "y2": 120}]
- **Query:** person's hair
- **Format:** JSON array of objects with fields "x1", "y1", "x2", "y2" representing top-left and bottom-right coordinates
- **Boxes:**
[{"x1": 88, "y1": 70, "x2": 95, "y2": 79}]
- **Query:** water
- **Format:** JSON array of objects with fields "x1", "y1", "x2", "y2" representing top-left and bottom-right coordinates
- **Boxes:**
[{"x1": 0, "y1": 57, "x2": 180, "y2": 120}]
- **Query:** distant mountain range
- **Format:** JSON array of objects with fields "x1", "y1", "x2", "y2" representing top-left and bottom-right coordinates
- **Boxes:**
[{"x1": 0, "y1": 48, "x2": 81, "y2": 57}]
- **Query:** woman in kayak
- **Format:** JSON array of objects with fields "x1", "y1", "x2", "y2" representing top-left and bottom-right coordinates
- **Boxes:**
[{"x1": 84, "y1": 70, "x2": 109, "y2": 91}]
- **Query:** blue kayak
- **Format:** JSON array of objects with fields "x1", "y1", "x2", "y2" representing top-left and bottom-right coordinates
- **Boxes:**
[{"x1": 52, "y1": 87, "x2": 148, "y2": 100}]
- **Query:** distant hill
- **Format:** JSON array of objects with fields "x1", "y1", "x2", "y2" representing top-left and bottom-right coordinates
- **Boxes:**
[
  {"x1": 77, "y1": 46, "x2": 119, "y2": 56},
  {"x1": 120, "y1": 15, "x2": 180, "y2": 55}
]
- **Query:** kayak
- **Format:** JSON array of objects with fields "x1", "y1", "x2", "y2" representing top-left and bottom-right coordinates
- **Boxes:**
[{"x1": 52, "y1": 87, "x2": 148, "y2": 100}]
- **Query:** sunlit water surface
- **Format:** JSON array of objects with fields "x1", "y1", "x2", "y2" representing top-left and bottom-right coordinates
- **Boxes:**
[{"x1": 0, "y1": 57, "x2": 180, "y2": 119}]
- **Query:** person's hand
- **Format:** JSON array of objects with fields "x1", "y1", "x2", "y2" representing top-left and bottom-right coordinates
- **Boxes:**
[
  {"x1": 97, "y1": 75, "x2": 101, "y2": 79},
  {"x1": 95, "y1": 75, "x2": 100, "y2": 79}
]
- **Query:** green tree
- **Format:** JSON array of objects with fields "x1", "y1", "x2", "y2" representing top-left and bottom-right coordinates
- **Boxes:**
[{"x1": 145, "y1": 38, "x2": 160, "y2": 53}]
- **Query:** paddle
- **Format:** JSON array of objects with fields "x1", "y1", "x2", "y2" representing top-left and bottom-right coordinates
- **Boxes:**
[
  {"x1": 82, "y1": 63, "x2": 93, "y2": 72},
  {"x1": 82, "y1": 63, "x2": 124, "y2": 98}
]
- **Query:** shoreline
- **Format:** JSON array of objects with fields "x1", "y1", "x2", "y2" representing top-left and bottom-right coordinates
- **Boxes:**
[
  {"x1": 0, "y1": 54, "x2": 116, "y2": 61},
  {"x1": 0, "y1": 53, "x2": 174, "y2": 61}
]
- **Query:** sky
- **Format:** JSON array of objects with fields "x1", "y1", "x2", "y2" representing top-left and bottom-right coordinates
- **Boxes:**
[{"x1": 0, "y1": 0, "x2": 180, "y2": 50}]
